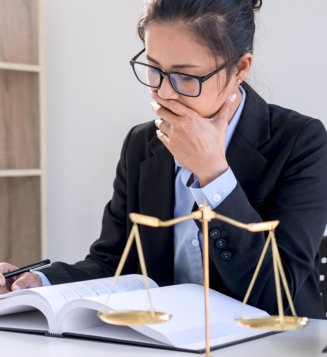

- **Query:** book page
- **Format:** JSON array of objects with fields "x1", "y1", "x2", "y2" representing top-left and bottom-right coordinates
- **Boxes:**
[
  {"x1": 1, "y1": 274, "x2": 157, "y2": 315},
  {"x1": 103, "y1": 284, "x2": 269, "y2": 349},
  {"x1": 0, "y1": 274, "x2": 157, "y2": 333},
  {"x1": 60, "y1": 283, "x2": 269, "y2": 350},
  {"x1": 0, "y1": 310, "x2": 49, "y2": 333}
]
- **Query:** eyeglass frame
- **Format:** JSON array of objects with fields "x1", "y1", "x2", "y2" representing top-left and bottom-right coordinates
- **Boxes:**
[{"x1": 129, "y1": 48, "x2": 238, "y2": 98}]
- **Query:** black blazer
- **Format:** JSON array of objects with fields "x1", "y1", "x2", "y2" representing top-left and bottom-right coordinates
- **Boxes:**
[{"x1": 43, "y1": 83, "x2": 327, "y2": 318}]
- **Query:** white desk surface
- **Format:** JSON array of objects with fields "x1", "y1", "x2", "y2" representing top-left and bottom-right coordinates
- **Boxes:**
[{"x1": 1, "y1": 318, "x2": 326, "y2": 356}]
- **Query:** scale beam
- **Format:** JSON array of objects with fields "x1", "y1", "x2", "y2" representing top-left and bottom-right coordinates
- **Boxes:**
[{"x1": 98, "y1": 203, "x2": 308, "y2": 357}]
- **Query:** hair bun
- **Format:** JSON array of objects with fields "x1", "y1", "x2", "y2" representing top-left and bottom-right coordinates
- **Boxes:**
[{"x1": 251, "y1": 0, "x2": 263, "y2": 10}]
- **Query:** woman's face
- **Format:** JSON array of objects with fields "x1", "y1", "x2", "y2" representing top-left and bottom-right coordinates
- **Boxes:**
[{"x1": 144, "y1": 22, "x2": 240, "y2": 118}]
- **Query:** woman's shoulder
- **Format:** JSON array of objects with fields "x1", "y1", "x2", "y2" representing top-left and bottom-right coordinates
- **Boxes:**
[
  {"x1": 129, "y1": 120, "x2": 156, "y2": 137},
  {"x1": 244, "y1": 82, "x2": 326, "y2": 141},
  {"x1": 268, "y1": 103, "x2": 326, "y2": 144},
  {"x1": 265, "y1": 104, "x2": 327, "y2": 165},
  {"x1": 124, "y1": 120, "x2": 157, "y2": 149},
  {"x1": 119, "y1": 120, "x2": 161, "y2": 163}
]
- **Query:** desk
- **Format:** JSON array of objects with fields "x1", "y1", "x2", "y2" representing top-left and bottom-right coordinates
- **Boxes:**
[{"x1": 1, "y1": 319, "x2": 326, "y2": 356}]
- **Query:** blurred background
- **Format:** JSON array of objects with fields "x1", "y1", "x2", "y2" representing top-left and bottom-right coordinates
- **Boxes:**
[{"x1": 43, "y1": 0, "x2": 327, "y2": 262}]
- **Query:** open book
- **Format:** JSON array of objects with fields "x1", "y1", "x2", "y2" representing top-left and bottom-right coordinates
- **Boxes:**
[{"x1": 0, "y1": 274, "x2": 272, "y2": 353}]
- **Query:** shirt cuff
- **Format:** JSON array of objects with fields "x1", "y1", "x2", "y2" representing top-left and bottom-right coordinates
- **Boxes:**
[
  {"x1": 32, "y1": 271, "x2": 51, "y2": 286},
  {"x1": 190, "y1": 167, "x2": 237, "y2": 209}
]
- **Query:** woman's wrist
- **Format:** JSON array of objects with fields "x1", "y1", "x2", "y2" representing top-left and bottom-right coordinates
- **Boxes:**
[{"x1": 196, "y1": 162, "x2": 229, "y2": 187}]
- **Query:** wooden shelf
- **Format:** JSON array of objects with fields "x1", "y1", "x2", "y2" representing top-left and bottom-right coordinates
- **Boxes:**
[
  {"x1": 0, "y1": 0, "x2": 39, "y2": 64},
  {"x1": 0, "y1": 70, "x2": 40, "y2": 170},
  {"x1": 0, "y1": 62, "x2": 41, "y2": 72},
  {"x1": 0, "y1": 177, "x2": 41, "y2": 266},
  {"x1": 0, "y1": 0, "x2": 45, "y2": 264},
  {"x1": 0, "y1": 169, "x2": 42, "y2": 177}
]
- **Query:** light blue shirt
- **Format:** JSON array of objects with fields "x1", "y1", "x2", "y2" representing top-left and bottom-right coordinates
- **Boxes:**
[
  {"x1": 174, "y1": 86, "x2": 246, "y2": 285},
  {"x1": 36, "y1": 86, "x2": 246, "y2": 287},
  {"x1": 33, "y1": 269, "x2": 51, "y2": 286}
]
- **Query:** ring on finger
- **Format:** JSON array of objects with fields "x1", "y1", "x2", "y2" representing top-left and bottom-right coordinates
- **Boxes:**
[{"x1": 155, "y1": 118, "x2": 164, "y2": 128}]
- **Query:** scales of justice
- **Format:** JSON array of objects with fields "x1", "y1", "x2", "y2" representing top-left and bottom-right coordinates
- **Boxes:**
[{"x1": 97, "y1": 202, "x2": 309, "y2": 356}]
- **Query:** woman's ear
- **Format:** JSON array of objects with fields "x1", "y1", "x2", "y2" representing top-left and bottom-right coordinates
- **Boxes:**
[{"x1": 235, "y1": 53, "x2": 253, "y2": 83}]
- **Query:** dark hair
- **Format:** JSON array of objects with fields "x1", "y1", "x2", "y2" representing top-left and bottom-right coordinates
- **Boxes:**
[{"x1": 137, "y1": 0, "x2": 262, "y2": 86}]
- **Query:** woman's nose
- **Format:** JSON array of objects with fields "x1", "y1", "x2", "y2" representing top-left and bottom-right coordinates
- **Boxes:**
[{"x1": 157, "y1": 75, "x2": 179, "y2": 100}]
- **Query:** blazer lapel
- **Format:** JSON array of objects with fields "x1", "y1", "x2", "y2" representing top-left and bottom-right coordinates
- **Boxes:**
[
  {"x1": 138, "y1": 134, "x2": 175, "y2": 286},
  {"x1": 227, "y1": 83, "x2": 270, "y2": 198}
]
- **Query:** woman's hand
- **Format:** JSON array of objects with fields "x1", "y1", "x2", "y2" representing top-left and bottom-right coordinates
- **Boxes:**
[
  {"x1": 0, "y1": 262, "x2": 42, "y2": 294},
  {"x1": 151, "y1": 92, "x2": 237, "y2": 187}
]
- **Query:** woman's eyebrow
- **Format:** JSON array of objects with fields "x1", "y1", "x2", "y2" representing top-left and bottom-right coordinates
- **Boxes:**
[{"x1": 146, "y1": 54, "x2": 199, "y2": 69}]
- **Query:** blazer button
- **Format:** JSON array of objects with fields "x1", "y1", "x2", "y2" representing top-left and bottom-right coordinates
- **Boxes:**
[
  {"x1": 209, "y1": 228, "x2": 221, "y2": 239},
  {"x1": 220, "y1": 251, "x2": 232, "y2": 261},
  {"x1": 215, "y1": 238, "x2": 227, "y2": 249}
]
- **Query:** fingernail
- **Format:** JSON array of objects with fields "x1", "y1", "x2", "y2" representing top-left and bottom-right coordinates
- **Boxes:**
[
  {"x1": 12, "y1": 283, "x2": 21, "y2": 291},
  {"x1": 155, "y1": 118, "x2": 163, "y2": 126},
  {"x1": 150, "y1": 101, "x2": 158, "y2": 110},
  {"x1": 229, "y1": 93, "x2": 237, "y2": 103}
]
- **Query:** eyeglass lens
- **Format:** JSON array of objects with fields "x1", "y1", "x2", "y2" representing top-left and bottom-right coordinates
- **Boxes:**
[{"x1": 133, "y1": 63, "x2": 200, "y2": 97}]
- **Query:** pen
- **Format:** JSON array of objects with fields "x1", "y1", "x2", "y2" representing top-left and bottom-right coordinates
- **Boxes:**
[{"x1": 3, "y1": 259, "x2": 51, "y2": 279}]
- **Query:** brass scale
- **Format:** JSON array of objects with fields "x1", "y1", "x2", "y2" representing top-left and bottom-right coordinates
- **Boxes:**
[{"x1": 97, "y1": 203, "x2": 309, "y2": 357}]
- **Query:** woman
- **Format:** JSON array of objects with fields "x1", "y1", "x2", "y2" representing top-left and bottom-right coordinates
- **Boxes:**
[{"x1": 1, "y1": 0, "x2": 327, "y2": 318}]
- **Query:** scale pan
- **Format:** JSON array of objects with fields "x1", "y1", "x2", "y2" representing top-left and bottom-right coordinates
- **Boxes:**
[
  {"x1": 236, "y1": 316, "x2": 309, "y2": 331},
  {"x1": 97, "y1": 310, "x2": 171, "y2": 325}
]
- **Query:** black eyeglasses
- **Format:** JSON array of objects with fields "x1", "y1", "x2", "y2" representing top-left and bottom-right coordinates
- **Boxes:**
[{"x1": 130, "y1": 49, "x2": 233, "y2": 98}]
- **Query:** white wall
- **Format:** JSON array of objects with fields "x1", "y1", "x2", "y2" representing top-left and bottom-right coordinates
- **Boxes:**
[
  {"x1": 44, "y1": 0, "x2": 327, "y2": 262},
  {"x1": 44, "y1": 0, "x2": 150, "y2": 262},
  {"x1": 250, "y1": 1, "x2": 327, "y2": 123}
]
